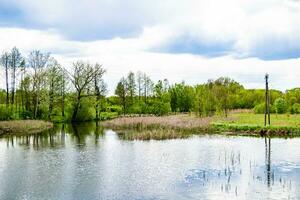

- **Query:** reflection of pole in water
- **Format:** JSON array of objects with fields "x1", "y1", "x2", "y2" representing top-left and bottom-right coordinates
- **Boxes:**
[
  {"x1": 61, "y1": 124, "x2": 65, "y2": 145},
  {"x1": 265, "y1": 137, "x2": 272, "y2": 187}
]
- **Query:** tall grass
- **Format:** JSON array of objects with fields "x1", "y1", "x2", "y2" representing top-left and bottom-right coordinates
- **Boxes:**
[
  {"x1": 103, "y1": 114, "x2": 218, "y2": 140},
  {"x1": 0, "y1": 120, "x2": 53, "y2": 135}
]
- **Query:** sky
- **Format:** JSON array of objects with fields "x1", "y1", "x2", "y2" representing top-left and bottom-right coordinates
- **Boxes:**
[{"x1": 1, "y1": 0, "x2": 300, "y2": 94}]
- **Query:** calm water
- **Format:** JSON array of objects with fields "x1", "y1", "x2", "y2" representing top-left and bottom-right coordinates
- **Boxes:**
[{"x1": 0, "y1": 123, "x2": 300, "y2": 200}]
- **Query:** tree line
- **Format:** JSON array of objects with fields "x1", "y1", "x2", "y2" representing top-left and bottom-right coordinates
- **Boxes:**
[
  {"x1": 1, "y1": 47, "x2": 299, "y2": 122},
  {"x1": 0, "y1": 47, "x2": 106, "y2": 121}
]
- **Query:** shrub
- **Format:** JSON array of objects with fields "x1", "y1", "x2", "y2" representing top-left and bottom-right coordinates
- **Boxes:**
[
  {"x1": 253, "y1": 103, "x2": 265, "y2": 114},
  {"x1": 274, "y1": 98, "x2": 287, "y2": 114},
  {"x1": 290, "y1": 103, "x2": 300, "y2": 114}
]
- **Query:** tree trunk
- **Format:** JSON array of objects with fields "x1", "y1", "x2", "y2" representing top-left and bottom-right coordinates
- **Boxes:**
[
  {"x1": 72, "y1": 96, "x2": 81, "y2": 121},
  {"x1": 5, "y1": 61, "x2": 9, "y2": 109}
]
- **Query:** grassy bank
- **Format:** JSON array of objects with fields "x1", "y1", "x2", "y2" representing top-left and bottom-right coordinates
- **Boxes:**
[
  {"x1": 103, "y1": 112, "x2": 300, "y2": 139},
  {"x1": 213, "y1": 113, "x2": 300, "y2": 137},
  {"x1": 0, "y1": 120, "x2": 53, "y2": 135}
]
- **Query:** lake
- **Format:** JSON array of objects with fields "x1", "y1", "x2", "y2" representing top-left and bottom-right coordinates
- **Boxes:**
[{"x1": 0, "y1": 123, "x2": 300, "y2": 200}]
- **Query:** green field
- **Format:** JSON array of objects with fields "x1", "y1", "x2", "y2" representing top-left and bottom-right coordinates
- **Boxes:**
[
  {"x1": 215, "y1": 113, "x2": 300, "y2": 126},
  {"x1": 212, "y1": 112, "x2": 300, "y2": 137}
]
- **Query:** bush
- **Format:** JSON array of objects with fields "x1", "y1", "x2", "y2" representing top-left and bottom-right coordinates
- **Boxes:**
[
  {"x1": 290, "y1": 103, "x2": 300, "y2": 114},
  {"x1": 0, "y1": 105, "x2": 13, "y2": 120},
  {"x1": 253, "y1": 103, "x2": 265, "y2": 114},
  {"x1": 107, "y1": 105, "x2": 122, "y2": 114},
  {"x1": 76, "y1": 98, "x2": 95, "y2": 121},
  {"x1": 274, "y1": 98, "x2": 287, "y2": 114},
  {"x1": 152, "y1": 101, "x2": 171, "y2": 116}
]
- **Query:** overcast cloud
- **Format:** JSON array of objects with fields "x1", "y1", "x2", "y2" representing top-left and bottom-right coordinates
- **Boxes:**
[{"x1": 1, "y1": 0, "x2": 300, "y2": 94}]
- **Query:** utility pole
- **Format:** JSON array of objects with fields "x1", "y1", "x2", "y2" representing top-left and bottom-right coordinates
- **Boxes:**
[{"x1": 264, "y1": 74, "x2": 271, "y2": 126}]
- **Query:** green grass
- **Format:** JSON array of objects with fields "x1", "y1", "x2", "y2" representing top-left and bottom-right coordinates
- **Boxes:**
[
  {"x1": 212, "y1": 113, "x2": 300, "y2": 137},
  {"x1": 214, "y1": 113, "x2": 300, "y2": 126}
]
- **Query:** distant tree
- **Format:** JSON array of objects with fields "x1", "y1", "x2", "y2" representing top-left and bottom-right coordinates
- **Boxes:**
[
  {"x1": 127, "y1": 71, "x2": 136, "y2": 104},
  {"x1": 136, "y1": 71, "x2": 143, "y2": 100},
  {"x1": 115, "y1": 77, "x2": 128, "y2": 115},
  {"x1": 1, "y1": 52, "x2": 10, "y2": 109},
  {"x1": 274, "y1": 98, "x2": 287, "y2": 114},
  {"x1": 94, "y1": 63, "x2": 106, "y2": 120},
  {"x1": 28, "y1": 50, "x2": 50, "y2": 119},
  {"x1": 10, "y1": 47, "x2": 22, "y2": 106},
  {"x1": 142, "y1": 73, "x2": 153, "y2": 103},
  {"x1": 46, "y1": 58, "x2": 62, "y2": 120},
  {"x1": 20, "y1": 76, "x2": 31, "y2": 114},
  {"x1": 60, "y1": 67, "x2": 68, "y2": 118}
]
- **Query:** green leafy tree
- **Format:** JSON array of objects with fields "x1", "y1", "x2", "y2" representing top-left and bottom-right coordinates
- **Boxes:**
[{"x1": 274, "y1": 98, "x2": 287, "y2": 114}]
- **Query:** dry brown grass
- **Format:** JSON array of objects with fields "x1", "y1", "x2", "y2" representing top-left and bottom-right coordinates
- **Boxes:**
[
  {"x1": 103, "y1": 114, "x2": 214, "y2": 130},
  {"x1": 0, "y1": 120, "x2": 53, "y2": 135}
]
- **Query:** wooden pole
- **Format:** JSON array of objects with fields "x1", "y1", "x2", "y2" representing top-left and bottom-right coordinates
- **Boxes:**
[{"x1": 265, "y1": 74, "x2": 270, "y2": 126}]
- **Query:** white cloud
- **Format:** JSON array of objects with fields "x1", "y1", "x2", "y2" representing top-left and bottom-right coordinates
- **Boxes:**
[{"x1": 1, "y1": 27, "x2": 300, "y2": 95}]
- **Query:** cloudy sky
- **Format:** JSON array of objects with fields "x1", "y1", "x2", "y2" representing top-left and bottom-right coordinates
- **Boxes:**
[{"x1": 1, "y1": 0, "x2": 300, "y2": 94}]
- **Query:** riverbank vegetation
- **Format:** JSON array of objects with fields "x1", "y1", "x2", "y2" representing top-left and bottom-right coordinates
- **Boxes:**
[
  {"x1": 2, "y1": 46, "x2": 300, "y2": 128},
  {"x1": 0, "y1": 120, "x2": 53, "y2": 135},
  {"x1": 103, "y1": 112, "x2": 300, "y2": 139}
]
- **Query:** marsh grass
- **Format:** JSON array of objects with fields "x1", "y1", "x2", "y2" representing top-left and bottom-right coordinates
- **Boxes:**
[
  {"x1": 0, "y1": 120, "x2": 53, "y2": 135},
  {"x1": 103, "y1": 114, "x2": 221, "y2": 140},
  {"x1": 104, "y1": 112, "x2": 300, "y2": 139}
]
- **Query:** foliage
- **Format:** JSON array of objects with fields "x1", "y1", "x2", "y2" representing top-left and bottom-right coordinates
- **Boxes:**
[
  {"x1": 2, "y1": 46, "x2": 300, "y2": 123},
  {"x1": 274, "y1": 98, "x2": 287, "y2": 114}
]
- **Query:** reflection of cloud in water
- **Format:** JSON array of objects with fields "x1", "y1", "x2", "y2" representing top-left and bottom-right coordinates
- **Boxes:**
[
  {"x1": 176, "y1": 138, "x2": 300, "y2": 199},
  {"x1": 2, "y1": 128, "x2": 300, "y2": 199}
]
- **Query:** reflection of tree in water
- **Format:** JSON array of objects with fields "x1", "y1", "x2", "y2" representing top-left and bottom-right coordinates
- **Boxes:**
[
  {"x1": 3, "y1": 122, "x2": 104, "y2": 149},
  {"x1": 70, "y1": 122, "x2": 104, "y2": 147}
]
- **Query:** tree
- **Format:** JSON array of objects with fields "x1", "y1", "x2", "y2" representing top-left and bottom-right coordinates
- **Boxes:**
[
  {"x1": 136, "y1": 71, "x2": 143, "y2": 100},
  {"x1": 94, "y1": 63, "x2": 106, "y2": 120},
  {"x1": 115, "y1": 77, "x2": 128, "y2": 115},
  {"x1": 10, "y1": 47, "x2": 22, "y2": 106},
  {"x1": 68, "y1": 61, "x2": 104, "y2": 121},
  {"x1": 60, "y1": 67, "x2": 68, "y2": 118},
  {"x1": 46, "y1": 58, "x2": 62, "y2": 120},
  {"x1": 1, "y1": 52, "x2": 10, "y2": 109},
  {"x1": 127, "y1": 71, "x2": 136, "y2": 104},
  {"x1": 142, "y1": 73, "x2": 153, "y2": 103},
  {"x1": 28, "y1": 50, "x2": 50, "y2": 119},
  {"x1": 274, "y1": 98, "x2": 287, "y2": 114}
]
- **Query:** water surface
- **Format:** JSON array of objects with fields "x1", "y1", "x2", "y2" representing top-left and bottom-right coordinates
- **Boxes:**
[{"x1": 0, "y1": 123, "x2": 299, "y2": 200}]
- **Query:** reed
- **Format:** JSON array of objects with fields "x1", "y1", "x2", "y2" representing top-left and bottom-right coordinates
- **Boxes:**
[{"x1": 0, "y1": 120, "x2": 53, "y2": 135}]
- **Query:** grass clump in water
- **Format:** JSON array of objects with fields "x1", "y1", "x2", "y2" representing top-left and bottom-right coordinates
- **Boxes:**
[{"x1": 0, "y1": 120, "x2": 53, "y2": 135}]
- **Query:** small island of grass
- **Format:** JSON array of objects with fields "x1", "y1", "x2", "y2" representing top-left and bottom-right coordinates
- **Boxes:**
[{"x1": 0, "y1": 120, "x2": 53, "y2": 136}]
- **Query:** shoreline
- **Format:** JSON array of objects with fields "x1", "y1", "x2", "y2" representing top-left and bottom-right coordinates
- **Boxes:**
[
  {"x1": 103, "y1": 114, "x2": 300, "y2": 139},
  {"x1": 0, "y1": 120, "x2": 53, "y2": 136}
]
